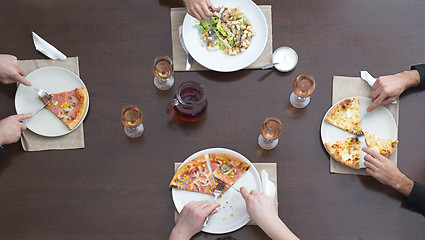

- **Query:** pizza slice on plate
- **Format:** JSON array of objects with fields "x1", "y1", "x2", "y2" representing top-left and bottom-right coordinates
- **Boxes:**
[
  {"x1": 365, "y1": 132, "x2": 399, "y2": 158},
  {"x1": 325, "y1": 136, "x2": 362, "y2": 169},
  {"x1": 169, "y1": 155, "x2": 215, "y2": 195},
  {"x1": 46, "y1": 87, "x2": 88, "y2": 130},
  {"x1": 209, "y1": 153, "x2": 251, "y2": 193},
  {"x1": 325, "y1": 97, "x2": 362, "y2": 134}
]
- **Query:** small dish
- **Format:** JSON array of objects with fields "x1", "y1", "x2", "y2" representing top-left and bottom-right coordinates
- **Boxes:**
[{"x1": 271, "y1": 46, "x2": 298, "y2": 72}]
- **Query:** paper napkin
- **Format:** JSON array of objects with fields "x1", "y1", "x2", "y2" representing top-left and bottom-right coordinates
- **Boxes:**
[
  {"x1": 261, "y1": 170, "x2": 276, "y2": 199},
  {"x1": 360, "y1": 70, "x2": 397, "y2": 104},
  {"x1": 32, "y1": 32, "x2": 67, "y2": 60}
]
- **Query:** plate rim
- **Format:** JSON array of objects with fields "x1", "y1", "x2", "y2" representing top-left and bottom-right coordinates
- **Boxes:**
[
  {"x1": 171, "y1": 147, "x2": 262, "y2": 234},
  {"x1": 15, "y1": 66, "x2": 90, "y2": 137}
]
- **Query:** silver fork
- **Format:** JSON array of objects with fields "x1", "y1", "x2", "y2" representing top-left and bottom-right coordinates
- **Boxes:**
[
  {"x1": 22, "y1": 87, "x2": 53, "y2": 124},
  {"x1": 354, "y1": 112, "x2": 368, "y2": 146},
  {"x1": 208, "y1": 6, "x2": 217, "y2": 43},
  {"x1": 204, "y1": 180, "x2": 225, "y2": 227}
]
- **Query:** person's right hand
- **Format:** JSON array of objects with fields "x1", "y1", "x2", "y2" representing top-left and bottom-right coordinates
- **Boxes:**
[
  {"x1": 183, "y1": 0, "x2": 216, "y2": 21},
  {"x1": 363, "y1": 147, "x2": 414, "y2": 197},
  {"x1": 0, "y1": 54, "x2": 31, "y2": 86},
  {"x1": 367, "y1": 70, "x2": 420, "y2": 112},
  {"x1": 0, "y1": 113, "x2": 33, "y2": 146}
]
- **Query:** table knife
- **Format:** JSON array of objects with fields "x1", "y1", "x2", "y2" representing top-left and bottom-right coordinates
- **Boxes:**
[{"x1": 178, "y1": 26, "x2": 193, "y2": 70}]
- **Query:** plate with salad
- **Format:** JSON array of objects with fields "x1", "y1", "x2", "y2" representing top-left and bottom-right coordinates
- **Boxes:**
[{"x1": 182, "y1": 0, "x2": 267, "y2": 72}]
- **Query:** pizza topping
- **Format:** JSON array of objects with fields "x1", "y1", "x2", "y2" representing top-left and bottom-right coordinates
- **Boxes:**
[{"x1": 325, "y1": 97, "x2": 362, "y2": 134}]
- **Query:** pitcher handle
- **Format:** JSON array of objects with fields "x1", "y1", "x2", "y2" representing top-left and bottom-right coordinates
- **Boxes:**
[{"x1": 166, "y1": 99, "x2": 179, "y2": 115}]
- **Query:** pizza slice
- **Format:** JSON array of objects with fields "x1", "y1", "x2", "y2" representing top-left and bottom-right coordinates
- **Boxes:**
[
  {"x1": 46, "y1": 87, "x2": 88, "y2": 130},
  {"x1": 365, "y1": 132, "x2": 399, "y2": 158},
  {"x1": 208, "y1": 153, "x2": 251, "y2": 188},
  {"x1": 169, "y1": 155, "x2": 215, "y2": 195},
  {"x1": 325, "y1": 97, "x2": 362, "y2": 134},
  {"x1": 325, "y1": 136, "x2": 362, "y2": 169}
]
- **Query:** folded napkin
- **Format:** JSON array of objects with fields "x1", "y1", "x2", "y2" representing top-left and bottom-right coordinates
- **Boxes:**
[
  {"x1": 174, "y1": 162, "x2": 278, "y2": 225},
  {"x1": 171, "y1": 6, "x2": 273, "y2": 71},
  {"x1": 360, "y1": 71, "x2": 397, "y2": 104},
  {"x1": 330, "y1": 76, "x2": 399, "y2": 175},
  {"x1": 32, "y1": 32, "x2": 67, "y2": 60},
  {"x1": 18, "y1": 57, "x2": 85, "y2": 151}
]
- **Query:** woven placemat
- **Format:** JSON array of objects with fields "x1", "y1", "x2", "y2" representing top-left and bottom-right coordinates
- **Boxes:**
[
  {"x1": 171, "y1": 5, "x2": 273, "y2": 71},
  {"x1": 18, "y1": 57, "x2": 85, "y2": 151},
  {"x1": 330, "y1": 76, "x2": 399, "y2": 175},
  {"x1": 173, "y1": 162, "x2": 277, "y2": 225}
]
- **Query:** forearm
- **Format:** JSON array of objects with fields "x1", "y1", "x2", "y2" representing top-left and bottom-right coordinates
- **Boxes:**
[
  {"x1": 169, "y1": 227, "x2": 191, "y2": 240},
  {"x1": 396, "y1": 70, "x2": 420, "y2": 90},
  {"x1": 257, "y1": 216, "x2": 299, "y2": 240}
]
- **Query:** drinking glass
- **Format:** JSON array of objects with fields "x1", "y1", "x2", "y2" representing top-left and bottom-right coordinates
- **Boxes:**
[
  {"x1": 121, "y1": 105, "x2": 144, "y2": 138},
  {"x1": 166, "y1": 81, "x2": 207, "y2": 122},
  {"x1": 258, "y1": 117, "x2": 283, "y2": 150},
  {"x1": 290, "y1": 74, "x2": 316, "y2": 108},
  {"x1": 152, "y1": 55, "x2": 174, "y2": 90}
]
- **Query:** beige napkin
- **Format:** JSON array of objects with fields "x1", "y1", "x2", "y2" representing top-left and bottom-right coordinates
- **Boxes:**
[
  {"x1": 171, "y1": 5, "x2": 273, "y2": 71},
  {"x1": 330, "y1": 76, "x2": 399, "y2": 175},
  {"x1": 18, "y1": 57, "x2": 85, "y2": 151},
  {"x1": 173, "y1": 162, "x2": 278, "y2": 225}
]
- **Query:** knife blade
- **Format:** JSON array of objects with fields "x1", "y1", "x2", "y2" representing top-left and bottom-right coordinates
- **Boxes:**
[{"x1": 178, "y1": 26, "x2": 193, "y2": 71}]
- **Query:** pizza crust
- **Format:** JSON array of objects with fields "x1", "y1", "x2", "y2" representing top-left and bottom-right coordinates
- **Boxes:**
[
  {"x1": 67, "y1": 87, "x2": 88, "y2": 129},
  {"x1": 325, "y1": 136, "x2": 361, "y2": 169}
]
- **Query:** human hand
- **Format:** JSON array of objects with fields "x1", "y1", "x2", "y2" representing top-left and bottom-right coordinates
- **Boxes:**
[
  {"x1": 183, "y1": 0, "x2": 217, "y2": 21},
  {"x1": 0, "y1": 54, "x2": 31, "y2": 86},
  {"x1": 169, "y1": 200, "x2": 220, "y2": 240},
  {"x1": 240, "y1": 187, "x2": 299, "y2": 240},
  {"x1": 0, "y1": 113, "x2": 33, "y2": 145},
  {"x1": 363, "y1": 147, "x2": 414, "y2": 197},
  {"x1": 367, "y1": 70, "x2": 420, "y2": 112}
]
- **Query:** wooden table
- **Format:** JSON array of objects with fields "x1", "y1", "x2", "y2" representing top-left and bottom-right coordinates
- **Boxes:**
[{"x1": 0, "y1": 0, "x2": 424, "y2": 239}]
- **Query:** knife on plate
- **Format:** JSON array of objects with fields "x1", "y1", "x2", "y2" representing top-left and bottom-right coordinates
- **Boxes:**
[{"x1": 178, "y1": 25, "x2": 193, "y2": 71}]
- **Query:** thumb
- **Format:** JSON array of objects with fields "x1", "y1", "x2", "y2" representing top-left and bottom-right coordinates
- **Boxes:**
[{"x1": 240, "y1": 187, "x2": 249, "y2": 200}]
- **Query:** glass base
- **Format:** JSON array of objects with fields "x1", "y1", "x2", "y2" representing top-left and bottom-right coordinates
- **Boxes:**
[
  {"x1": 290, "y1": 92, "x2": 310, "y2": 108},
  {"x1": 258, "y1": 134, "x2": 278, "y2": 150},
  {"x1": 124, "y1": 124, "x2": 144, "y2": 138},
  {"x1": 154, "y1": 76, "x2": 174, "y2": 90}
]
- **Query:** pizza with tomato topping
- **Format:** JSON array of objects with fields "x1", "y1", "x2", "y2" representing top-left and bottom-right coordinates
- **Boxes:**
[
  {"x1": 169, "y1": 153, "x2": 251, "y2": 196},
  {"x1": 47, "y1": 87, "x2": 88, "y2": 130}
]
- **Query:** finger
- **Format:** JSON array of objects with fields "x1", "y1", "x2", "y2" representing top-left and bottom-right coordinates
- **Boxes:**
[
  {"x1": 17, "y1": 64, "x2": 26, "y2": 77},
  {"x1": 203, "y1": 202, "x2": 220, "y2": 214},
  {"x1": 18, "y1": 122, "x2": 27, "y2": 131},
  {"x1": 15, "y1": 74, "x2": 31, "y2": 86},
  {"x1": 250, "y1": 189, "x2": 259, "y2": 195},
  {"x1": 240, "y1": 187, "x2": 249, "y2": 199},
  {"x1": 15, "y1": 113, "x2": 34, "y2": 121},
  {"x1": 381, "y1": 97, "x2": 396, "y2": 106},
  {"x1": 363, "y1": 159, "x2": 377, "y2": 172},
  {"x1": 367, "y1": 94, "x2": 385, "y2": 112},
  {"x1": 362, "y1": 147, "x2": 380, "y2": 159}
]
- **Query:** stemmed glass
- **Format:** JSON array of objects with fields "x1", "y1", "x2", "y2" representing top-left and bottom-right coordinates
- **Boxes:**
[
  {"x1": 258, "y1": 117, "x2": 283, "y2": 150},
  {"x1": 152, "y1": 55, "x2": 174, "y2": 90},
  {"x1": 121, "y1": 105, "x2": 144, "y2": 138},
  {"x1": 290, "y1": 74, "x2": 316, "y2": 108}
]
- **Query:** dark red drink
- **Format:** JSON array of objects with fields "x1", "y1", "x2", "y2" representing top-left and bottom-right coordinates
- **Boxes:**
[{"x1": 166, "y1": 81, "x2": 207, "y2": 122}]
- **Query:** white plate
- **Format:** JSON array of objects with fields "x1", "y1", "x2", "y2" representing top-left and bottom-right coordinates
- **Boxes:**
[
  {"x1": 182, "y1": 0, "x2": 268, "y2": 72},
  {"x1": 172, "y1": 148, "x2": 262, "y2": 234},
  {"x1": 320, "y1": 97, "x2": 397, "y2": 168},
  {"x1": 15, "y1": 66, "x2": 89, "y2": 137}
]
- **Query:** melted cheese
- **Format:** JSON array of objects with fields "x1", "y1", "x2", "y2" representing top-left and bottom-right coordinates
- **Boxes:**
[{"x1": 365, "y1": 132, "x2": 398, "y2": 157}]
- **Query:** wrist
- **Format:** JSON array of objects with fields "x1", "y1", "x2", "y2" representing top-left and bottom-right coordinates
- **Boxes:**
[
  {"x1": 169, "y1": 226, "x2": 193, "y2": 240},
  {"x1": 400, "y1": 70, "x2": 420, "y2": 89},
  {"x1": 392, "y1": 173, "x2": 414, "y2": 197}
]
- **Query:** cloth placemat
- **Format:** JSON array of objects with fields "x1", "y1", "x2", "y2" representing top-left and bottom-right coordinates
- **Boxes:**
[
  {"x1": 173, "y1": 162, "x2": 277, "y2": 225},
  {"x1": 171, "y1": 5, "x2": 273, "y2": 71},
  {"x1": 330, "y1": 76, "x2": 399, "y2": 175},
  {"x1": 18, "y1": 57, "x2": 85, "y2": 151}
]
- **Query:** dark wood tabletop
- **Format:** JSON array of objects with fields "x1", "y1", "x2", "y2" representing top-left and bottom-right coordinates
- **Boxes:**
[{"x1": 0, "y1": 0, "x2": 424, "y2": 239}]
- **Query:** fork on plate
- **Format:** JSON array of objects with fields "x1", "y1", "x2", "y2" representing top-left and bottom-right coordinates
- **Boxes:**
[
  {"x1": 203, "y1": 180, "x2": 226, "y2": 227},
  {"x1": 208, "y1": 6, "x2": 217, "y2": 43},
  {"x1": 22, "y1": 87, "x2": 53, "y2": 124}
]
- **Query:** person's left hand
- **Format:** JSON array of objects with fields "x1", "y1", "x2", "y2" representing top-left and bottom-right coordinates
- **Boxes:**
[
  {"x1": 169, "y1": 200, "x2": 220, "y2": 240},
  {"x1": 183, "y1": 0, "x2": 216, "y2": 20},
  {"x1": 0, "y1": 54, "x2": 31, "y2": 86}
]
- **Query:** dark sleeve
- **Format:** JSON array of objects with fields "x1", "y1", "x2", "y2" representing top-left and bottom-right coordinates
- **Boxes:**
[
  {"x1": 0, "y1": 146, "x2": 6, "y2": 159},
  {"x1": 410, "y1": 64, "x2": 425, "y2": 88},
  {"x1": 405, "y1": 181, "x2": 425, "y2": 214}
]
